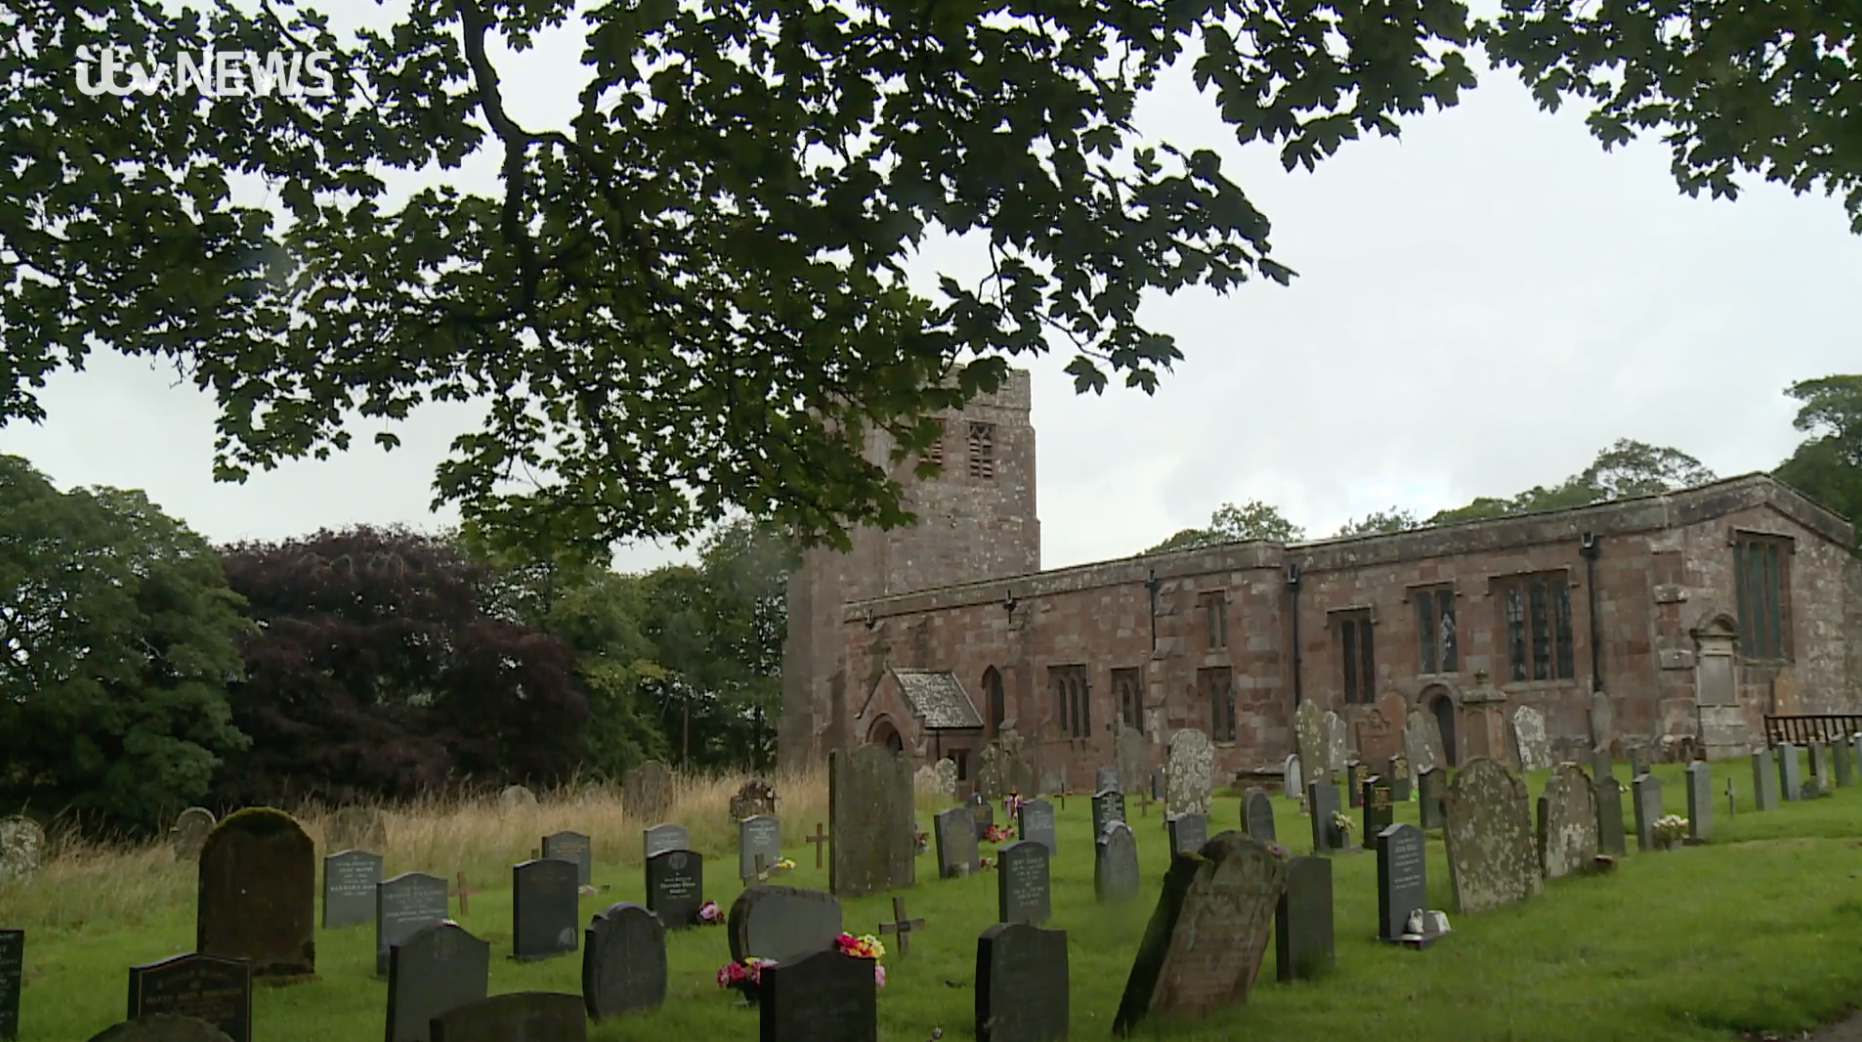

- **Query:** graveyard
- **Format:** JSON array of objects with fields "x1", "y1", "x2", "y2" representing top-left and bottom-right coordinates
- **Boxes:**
[{"x1": 4, "y1": 751, "x2": 1862, "y2": 1041}]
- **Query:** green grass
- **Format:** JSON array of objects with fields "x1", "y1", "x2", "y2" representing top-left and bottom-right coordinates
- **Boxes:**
[{"x1": 9, "y1": 755, "x2": 1862, "y2": 1041}]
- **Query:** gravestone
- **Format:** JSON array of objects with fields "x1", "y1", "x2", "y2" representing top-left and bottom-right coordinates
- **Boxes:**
[
  {"x1": 729, "y1": 778, "x2": 778, "y2": 820},
  {"x1": 1387, "y1": 754, "x2": 1412, "y2": 801},
  {"x1": 542, "y1": 831, "x2": 593, "y2": 887},
  {"x1": 1779, "y1": 742, "x2": 1802, "y2": 801},
  {"x1": 1629, "y1": 746, "x2": 1651, "y2": 777},
  {"x1": 1417, "y1": 768, "x2": 1446, "y2": 830},
  {"x1": 623, "y1": 760, "x2": 673, "y2": 821},
  {"x1": 321, "y1": 849, "x2": 382, "y2": 930},
  {"x1": 1321, "y1": 712, "x2": 1350, "y2": 775},
  {"x1": 968, "y1": 792, "x2": 996, "y2": 836},
  {"x1": 758, "y1": 949, "x2": 877, "y2": 1042},
  {"x1": 1090, "y1": 789, "x2": 1127, "y2": 840},
  {"x1": 1112, "y1": 832, "x2": 1286, "y2": 1035},
  {"x1": 86, "y1": 1016, "x2": 233, "y2": 1042},
  {"x1": 933, "y1": 758, "x2": 959, "y2": 799},
  {"x1": 428, "y1": 992, "x2": 587, "y2": 1042},
  {"x1": 512, "y1": 858, "x2": 580, "y2": 960},
  {"x1": 1275, "y1": 855, "x2": 1333, "y2": 981},
  {"x1": 0, "y1": 930, "x2": 20, "y2": 1042},
  {"x1": 644, "y1": 849, "x2": 703, "y2": 928},
  {"x1": 996, "y1": 841, "x2": 1051, "y2": 925},
  {"x1": 1150, "y1": 766, "x2": 1166, "y2": 802},
  {"x1": 377, "y1": 871, "x2": 451, "y2": 976},
  {"x1": 1094, "y1": 822, "x2": 1139, "y2": 903},
  {"x1": 1403, "y1": 709, "x2": 1442, "y2": 775},
  {"x1": 1167, "y1": 813, "x2": 1207, "y2": 857},
  {"x1": 642, "y1": 823, "x2": 688, "y2": 861},
  {"x1": 914, "y1": 764, "x2": 945, "y2": 797},
  {"x1": 979, "y1": 743, "x2": 1011, "y2": 800},
  {"x1": 1632, "y1": 775, "x2": 1663, "y2": 852},
  {"x1": 976, "y1": 923, "x2": 1068, "y2": 1042},
  {"x1": 828, "y1": 746, "x2": 915, "y2": 897},
  {"x1": 582, "y1": 903, "x2": 665, "y2": 1020},
  {"x1": 1810, "y1": 740, "x2": 1833, "y2": 794},
  {"x1": 1362, "y1": 777, "x2": 1394, "y2": 846},
  {"x1": 1536, "y1": 764, "x2": 1598, "y2": 879},
  {"x1": 126, "y1": 954, "x2": 251, "y2": 1042},
  {"x1": 1116, "y1": 725, "x2": 1148, "y2": 797},
  {"x1": 1346, "y1": 761, "x2": 1367, "y2": 808},
  {"x1": 1307, "y1": 781, "x2": 1344, "y2": 852},
  {"x1": 1165, "y1": 729, "x2": 1213, "y2": 817},
  {"x1": 325, "y1": 806, "x2": 387, "y2": 853},
  {"x1": 1294, "y1": 701, "x2": 1325, "y2": 777},
  {"x1": 1376, "y1": 823, "x2": 1426, "y2": 943},
  {"x1": 1243, "y1": 788, "x2": 1276, "y2": 843},
  {"x1": 1442, "y1": 758, "x2": 1542, "y2": 914},
  {"x1": 1590, "y1": 748, "x2": 1615, "y2": 788},
  {"x1": 739, "y1": 815, "x2": 782, "y2": 881},
  {"x1": 1095, "y1": 767, "x2": 1120, "y2": 794},
  {"x1": 1594, "y1": 776, "x2": 1627, "y2": 856},
  {"x1": 195, "y1": 809, "x2": 315, "y2": 977},
  {"x1": 498, "y1": 786, "x2": 537, "y2": 812},
  {"x1": 935, "y1": 807, "x2": 981, "y2": 879},
  {"x1": 386, "y1": 922, "x2": 489, "y2": 1042},
  {"x1": 1752, "y1": 748, "x2": 1781, "y2": 811},
  {"x1": 1282, "y1": 755, "x2": 1302, "y2": 799},
  {"x1": 0, "y1": 818, "x2": 42, "y2": 884},
  {"x1": 1834, "y1": 739, "x2": 1856, "y2": 788},
  {"x1": 171, "y1": 808, "x2": 215, "y2": 862},
  {"x1": 1511, "y1": 705, "x2": 1552, "y2": 771},
  {"x1": 728, "y1": 885, "x2": 844, "y2": 964},
  {"x1": 1016, "y1": 798, "x2": 1056, "y2": 856},
  {"x1": 1686, "y1": 761, "x2": 1713, "y2": 841}
]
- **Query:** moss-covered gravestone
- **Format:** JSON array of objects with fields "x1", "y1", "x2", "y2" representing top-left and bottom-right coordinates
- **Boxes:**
[
  {"x1": 1111, "y1": 832, "x2": 1286, "y2": 1036},
  {"x1": 197, "y1": 808, "x2": 316, "y2": 978},
  {"x1": 1443, "y1": 758, "x2": 1541, "y2": 915}
]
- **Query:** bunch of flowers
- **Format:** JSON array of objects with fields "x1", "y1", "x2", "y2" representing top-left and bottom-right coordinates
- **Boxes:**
[
  {"x1": 836, "y1": 933, "x2": 889, "y2": 986},
  {"x1": 980, "y1": 856, "x2": 997, "y2": 870},
  {"x1": 980, "y1": 824, "x2": 1014, "y2": 843},
  {"x1": 697, "y1": 901, "x2": 723, "y2": 925},
  {"x1": 1330, "y1": 811, "x2": 1354, "y2": 834},
  {"x1": 1653, "y1": 814, "x2": 1689, "y2": 843},
  {"x1": 716, "y1": 956, "x2": 776, "y2": 991},
  {"x1": 772, "y1": 858, "x2": 796, "y2": 871},
  {"x1": 914, "y1": 827, "x2": 930, "y2": 855},
  {"x1": 1003, "y1": 793, "x2": 1027, "y2": 819}
]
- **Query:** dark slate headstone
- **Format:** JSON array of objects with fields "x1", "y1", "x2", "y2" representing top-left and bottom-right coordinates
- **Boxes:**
[
  {"x1": 1090, "y1": 789, "x2": 1126, "y2": 840},
  {"x1": 827, "y1": 746, "x2": 915, "y2": 898},
  {"x1": 1243, "y1": 788, "x2": 1276, "y2": 844},
  {"x1": 321, "y1": 849, "x2": 382, "y2": 930},
  {"x1": 1167, "y1": 813, "x2": 1208, "y2": 857},
  {"x1": 1632, "y1": 775, "x2": 1663, "y2": 852},
  {"x1": 758, "y1": 949, "x2": 878, "y2": 1042},
  {"x1": 1590, "y1": 748, "x2": 1616, "y2": 789},
  {"x1": 1016, "y1": 799, "x2": 1056, "y2": 856},
  {"x1": 542, "y1": 831, "x2": 593, "y2": 888},
  {"x1": 935, "y1": 806, "x2": 981, "y2": 879},
  {"x1": 1417, "y1": 768, "x2": 1446, "y2": 830},
  {"x1": 996, "y1": 841, "x2": 1051, "y2": 925},
  {"x1": 1095, "y1": 767, "x2": 1120, "y2": 794},
  {"x1": 1685, "y1": 761, "x2": 1713, "y2": 841},
  {"x1": 126, "y1": 954, "x2": 251, "y2": 1042},
  {"x1": 1386, "y1": 754, "x2": 1412, "y2": 802},
  {"x1": 728, "y1": 885, "x2": 844, "y2": 965},
  {"x1": 512, "y1": 858, "x2": 580, "y2": 960},
  {"x1": 1307, "y1": 781, "x2": 1343, "y2": 852},
  {"x1": 1595, "y1": 776, "x2": 1627, "y2": 856},
  {"x1": 1779, "y1": 742, "x2": 1802, "y2": 801},
  {"x1": 1346, "y1": 762, "x2": 1368, "y2": 808},
  {"x1": 641, "y1": 824, "x2": 688, "y2": 861},
  {"x1": 1274, "y1": 856, "x2": 1334, "y2": 982},
  {"x1": 738, "y1": 815, "x2": 782, "y2": 881},
  {"x1": 1630, "y1": 747, "x2": 1651, "y2": 777},
  {"x1": 1362, "y1": 777, "x2": 1394, "y2": 847},
  {"x1": 386, "y1": 922, "x2": 490, "y2": 1042},
  {"x1": 195, "y1": 809, "x2": 315, "y2": 977},
  {"x1": 429, "y1": 992, "x2": 586, "y2": 1042},
  {"x1": 1151, "y1": 767, "x2": 1166, "y2": 801},
  {"x1": 1094, "y1": 822, "x2": 1139, "y2": 903},
  {"x1": 86, "y1": 1016, "x2": 233, "y2": 1042},
  {"x1": 1376, "y1": 823, "x2": 1426, "y2": 943},
  {"x1": 968, "y1": 792, "x2": 996, "y2": 836},
  {"x1": 377, "y1": 872, "x2": 452, "y2": 977},
  {"x1": 976, "y1": 923, "x2": 1068, "y2": 1042},
  {"x1": 1752, "y1": 748, "x2": 1780, "y2": 811},
  {"x1": 0, "y1": 929, "x2": 20, "y2": 1042},
  {"x1": 582, "y1": 903, "x2": 665, "y2": 1020},
  {"x1": 644, "y1": 849, "x2": 703, "y2": 928}
]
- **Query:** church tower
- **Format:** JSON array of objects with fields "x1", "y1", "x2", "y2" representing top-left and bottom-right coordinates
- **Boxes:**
[{"x1": 778, "y1": 369, "x2": 1041, "y2": 768}]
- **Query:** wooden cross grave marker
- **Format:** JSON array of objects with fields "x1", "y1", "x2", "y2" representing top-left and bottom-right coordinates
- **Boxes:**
[
  {"x1": 878, "y1": 897, "x2": 925, "y2": 955},
  {"x1": 806, "y1": 822, "x2": 831, "y2": 869},
  {"x1": 448, "y1": 872, "x2": 483, "y2": 916}
]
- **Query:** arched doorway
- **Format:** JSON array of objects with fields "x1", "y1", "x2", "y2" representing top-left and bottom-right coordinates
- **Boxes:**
[
  {"x1": 983, "y1": 666, "x2": 1005, "y2": 735},
  {"x1": 1430, "y1": 691, "x2": 1458, "y2": 767},
  {"x1": 868, "y1": 717, "x2": 905, "y2": 753}
]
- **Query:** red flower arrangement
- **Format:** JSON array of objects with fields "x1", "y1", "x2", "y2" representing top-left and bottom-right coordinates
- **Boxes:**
[
  {"x1": 717, "y1": 934, "x2": 888, "y2": 997},
  {"x1": 697, "y1": 901, "x2": 723, "y2": 925},
  {"x1": 980, "y1": 824, "x2": 1014, "y2": 843}
]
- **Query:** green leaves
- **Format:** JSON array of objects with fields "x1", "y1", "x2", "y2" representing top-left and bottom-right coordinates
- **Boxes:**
[{"x1": 1146, "y1": 498, "x2": 1307, "y2": 552}]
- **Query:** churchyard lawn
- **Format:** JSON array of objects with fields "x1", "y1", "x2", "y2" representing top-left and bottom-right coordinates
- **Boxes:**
[{"x1": 5, "y1": 757, "x2": 1862, "y2": 1041}]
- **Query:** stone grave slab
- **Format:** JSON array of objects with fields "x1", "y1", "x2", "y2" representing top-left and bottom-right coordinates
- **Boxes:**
[
  {"x1": 87, "y1": 1016, "x2": 233, "y2": 1042},
  {"x1": 1512, "y1": 705, "x2": 1552, "y2": 771},
  {"x1": 1442, "y1": 758, "x2": 1541, "y2": 914},
  {"x1": 1753, "y1": 748, "x2": 1780, "y2": 811},
  {"x1": 386, "y1": 922, "x2": 489, "y2": 1042},
  {"x1": 1536, "y1": 764, "x2": 1598, "y2": 879},
  {"x1": 1094, "y1": 822, "x2": 1139, "y2": 903},
  {"x1": 1595, "y1": 776, "x2": 1627, "y2": 856},
  {"x1": 195, "y1": 809, "x2": 315, "y2": 977},
  {"x1": 1376, "y1": 823, "x2": 1426, "y2": 943},
  {"x1": 171, "y1": 809, "x2": 215, "y2": 862},
  {"x1": 1116, "y1": 725, "x2": 1148, "y2": 797},
  {"x1": 828, "y1": 746, "x2": 915, "y2": 897},
  {"x1": 1090, "y1": 789, "x2": 1127, "y2": 841},
  {"x1": 1779, "y1": 742, "x2": 1802, "y2": 801},
  {"x1": 1295, "y1": 701, "x2": 1324, "y2": 774},
  {"x1": 1417, "y1": 768, "x2": 1446, "y2": 830},
  {"x1": 1321, "y1": 712, "x2": 1350, "y2": 774},
  {"x1": 0, "y1": 929, "x2": 20, "y2": 1042},
  {"x1": 642, "y1": 823, "x2": 688, "y2": 861},
  {"x1": 1167, "y1": 814, "x2": 1207, "y2": 858},
  {"x1": 582, "y1": 903, "x2": 665, "y2": 1020},
  {"x1": 1016, "y1": 799, "x2": 1056, "y2": 856},
  {"x1": 322, "y1": 849, "x2": 382, "y2": 930},
  {"x1": 542, "y1": 832, "x2": 593, "y2": 887},
  {"x1": 1387, "y1": 754, "x2": 1412, "y2": 801},
  {"x1": 1095, "y1": 767, "x2": 1120, "y2": 794},
  {"x1": 1362, "y1": 777, "x2": 1394, "y2": 846},
  {"x1": 644, "y1": 849, "x2": 703, "y2": 928},
  {"x1": 1810, "y1": 740, "x2": 1833, "y2": 794},
  {"x1": 1243, "y1": 788, "x2": 1275, "y2": 843},
  {"x1": 377, "y1": 871, "x2": 450, "y2": 977},
  {"x1": 739, "y1": 815, "x2": 782, "y2": 881},
  {"x1": 1274, "y1": 855, "x2": 1333, "y2": 981},
  {"x1": 728, "y1": 885, "x2": 844, "y2": 965},
  {"x1": 1834, "y1": 739, "x2": 1856, "y2": 788},
  {"x1": 935, "y1": 806, "x2": 981, "y2": 879},
  {"x1": 1282, "y1": 756, "x2": 1302, "y2": 799},
  {"x1": 623, "y1": 760, "x2": 673, "y2": 821},
  {"x1": 968, "y1": 792, "x2": 996, "y2": 837},
  {"x1": 1686, "y1": 761, "x2": 1713, "y2": 841},
  {"x1": 0, "y1": 817, "x2": 42, "y2": 884},
  {"x1": 1632, "y1": 774, "x2": 1663, "y2": 852},
  {"x1": 1165, "y1": 729, "x2": 1213, "y2": 817},
  {"x1": 1403, "y1": 709, "x2": 1442, "y2": 775},
  {"x1": 976, "y1": 923, "x2": 1068, "y2": 1042},
  {"x1": 429, "y1": 992, "x2": 587, "y2": 1042},
  {"x1": 758, "y1": 949, "x2": 877, "y2": 1042},
  {"x1": 996, "y1": 841, "x2": 1051, "y2": 925},
  {"x1": 126, "y1": 953, "x2": 250, "y2": 1042},
  {"x1": 512, "y1": 858, "x2": 580, "y2": 960},
  {"x1": 1306, "y1": 781, "x2": 1343, "y2": 852}
]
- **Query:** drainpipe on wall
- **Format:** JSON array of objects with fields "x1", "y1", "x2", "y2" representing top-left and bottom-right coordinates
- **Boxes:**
[
  {"x1": 1581, "y1": 532, "x2": 1603, "y2": 692},
  {"x1": 1287, "y1": 562, "x2": 1304, "y2": 707}
]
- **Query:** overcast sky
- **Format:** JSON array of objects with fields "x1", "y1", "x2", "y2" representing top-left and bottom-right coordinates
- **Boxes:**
[{"x1": 5, "y1": 7, "x2": 1859, "y2": 575}]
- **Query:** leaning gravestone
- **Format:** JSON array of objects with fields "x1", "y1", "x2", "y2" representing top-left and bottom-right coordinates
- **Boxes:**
[
  {"x1": 1752, "y1": 748, "x2": 1780, "y2": 811},
  {"x1": 1594, "y1": 776, "x2": 1627, "y2": 856},
  {"x1": 1321, "y1": 712, "x2": 1350, "y2": 775},
  {"x1": 1632, "y1": 774, "x2": 1663, "y2": 852},
  {"x1": 1294, "y1": 701, "x2": 1325, "y2": 776},
  {"x1": 1779, "y1": 742, "x2": 1802, "y2": 801},
  {"x1": 1686, "y1": 761, "x2": 1713, "y2": 841},
  {"x1": 642, "y1": 823, "x2": 688, "y2": 861},
  {"x1": 1275, "y1": 855, "x2": 1333, "y2": 982},
  {"x1": 623, "y1": 760, "x2": 674, "y2": 822},
  {"x1": 321, "y1": 849, "x2": 383, "y2": 930},
  {"x1": 1094, "y1": 822, "x2": 1139, "y2": 903},
  {"x1": 738, "y1": 815, "x2": 782, "y2": 881},
  {"x1": 512, "y1": 858, "x2": 580, "y2": 960},
  {"x1": 171, "y1": 808, "x2": 216, "y2": 862},
  {"x1": 377, "y1": 871, "x2": 451, "y2": 977},
  {"x1": 1511, "y1": 705, "x2": 1552, "y2": 771},
  {"x1": 1167, "y1": 814, "x2": 1207, "y2": 858},
  {"x1": 325, "y1": 806, "x2": 387, "y2": 853},
  {"x1": 1112, "y1": 832, "x2": 1286, "y2": 1035},
  {"x1": 1243, "y1": 788, "x2": 1276, "y2": 843},
  {"x1": 728, "y1": 885, "x2": 844, "y2": 965},
  {"x1": 1090, "y1": 789, "x2": 1127, "y2": 840},
  {"x1": 1536, "y1": 764, "x2": 1598, "y2": 879},
  {"x1": 976, "y1": 922, "x2": 1068, "y2": 1042},
  {"x1": 126, "y1": 953, "x2": 251, "y2": 1042},
  {"x1": 386, "y1": 922, "x2": 490, "y2": 1042},
  {"x1": 1417, "y1": 768, "x2": 1446, "y2": 830},
  {"x1": 0, "y1": 817, "x2": 43, "y2": 884},
  {"x1": 1376, "y1": 823, "x2": 1426, "y2": 943},
  {"x1": 1442, "y1": 758, "x2": 1541, "y2": 914},
  {"x1": 644, "y1": 849, "x2": 704, "y2": 928},
  {"x1": 1116, "y1": 725, "x2": 1149, "y2": 797},
  {"x1": 759, "y1": 949, "x2": 877, "y2": 1042},
  {"x1": 86, "y1": 1016, "x2": 233, "y2": 1042},
  {"x1": 542, "y1": 831, "x2": 593, "y2": 888},
  {"x1": 1282, "y1": 755, "x2": 1302, "y2": 800},
  {"x1": 1016, "y1": 799, "x2": 1057, "y2": 856},
  {"x1": 828, "y1": 746, "x2": 915, "y2": 897},
  {"x1": 582, "y1": 903, "x2": 665, "y2": 1020},
  {"x1": 0, "y1": 928, "x2": 19, "y2": 1042},
  {"x1": 1307, "y1": 781, "x2": 1344, "y2": 852},
  {"x1": 1403, "y1": 709, "x2": 1442, "y2": 775},
  {"x1": 196, "y1": 809, "x2": 315, "y2": 977},
  {"x1": 935, "y1": 807, "x2": 981, "y2": 879},
  {"x1": 996, "y1": 841, "x2": 1051, "y2": 925},
  {"x1": 1165, "y1": 729, "x2": 1214, "y2": 818},
  {"x1": 428, "y1": 992, "x2": 587, "y2": 1042}
]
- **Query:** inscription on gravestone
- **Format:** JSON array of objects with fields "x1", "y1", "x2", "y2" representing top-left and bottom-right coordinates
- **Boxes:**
[
  {"x1": 1016, "y1": 799, "x2": 1056, "y2": 856},
  {"x1": 512, "y1": 859, "x2": 580, "y2": 960},
  {"x1": 385, "y1": 922, "x2": 489, "y2": 1042},
  {"x1": 1387, "y1": 755, "x2": 1412, "y2": 801},
  {"x1": 88, "y1": 1015, "x2": 235, "y2": 1042},
  {"x1": 542, "y1": 832, "x2": 593, "y2": 888},
  {"x1": 582, "y1": 903, "x2": 666, "y2": 1020},
  {"x1": 322, "y1": 849, "x2": 382, "y2": 930},
  {"x1": 645, "y1": 850, "x2": 704, "y2": 928},
  {"x1": 0, "y1": 929, "x2": 20, "y2": 1042},
  {"x1": 935, "y1": 807, "x2": 980, "y2": 879},
  {"x1": 976, "y1": 923, "x2": 1068, "y2": 1042},
  {"x1": 996, "y1": 842, "x2": 1051, "y2": 926},
  {"x1": 1274, "y1": 856, "x2": 1333, "y2": 982},
  {"x1": 127, "y1": 954, "x2": 251, "y2": 1042},
  {"x1": 377, "y1": 871, "x2": 451, "y2": 977},
  {"x1": 1362, "y1": 778, "x2": 1394, "y2": 847},
  {"x1": 1091, "y1": 790, "x2": 1127, "y2": 840},
  {"x1": 758, "y1": 949, "x2": 878, "y2": 1042},
  {"x1": 1346, "y1": 762, "x2": 1367, "y2": 808},
  {"x1": 1376, "y1": 824, "x2": 1425, "y2": 943},
  {"x1": 642, "y1": 824, "x2": 689, "y2": 861},
  {"x1": 1167, "y1": 814, "x2": 1207, "y2": 858}
]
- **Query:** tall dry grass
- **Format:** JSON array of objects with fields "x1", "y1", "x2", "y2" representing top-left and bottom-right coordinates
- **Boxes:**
[{"x1": 0, "y1": 763, "x2": 831, "y2": 936}]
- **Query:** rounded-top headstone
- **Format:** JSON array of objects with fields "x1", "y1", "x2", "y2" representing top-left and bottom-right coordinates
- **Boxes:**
[
  {"x1": 498, "y1": 785, "x2": 537, "y2": 811},
  {"x1": 727, "y1": 884, "x2": 844, "y2": 964},
  {"x1": 196, "y1": 807, "x2": 316, "y2": 977},
  {"x1": 171, "y1": 808, "x2": 216, "y2": 862},
  {"x1": 1165, "y1": 729, "x2": 1214, "y2": 818},
  {"x1": 87, "y1": 1015, "x2": 234, "y2": 1042}
]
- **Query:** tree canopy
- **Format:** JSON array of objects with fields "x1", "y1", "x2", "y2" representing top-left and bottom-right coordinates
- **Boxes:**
[
  {"x1": 1147, "y1": 499, "x2": 1305, "y2": 553},
  {"x1": 3, "y1": 0, "x2": 1853, "y2": 556},
  {"x1": 1425, "y1": 439, "x2": 1719, "y2": 524},
  {"x1": 1774, "y1": 375, "x2": 1862, "y2": 548}
]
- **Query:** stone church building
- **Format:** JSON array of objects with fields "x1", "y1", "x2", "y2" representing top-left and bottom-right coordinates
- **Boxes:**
[{"x1": 779, "y1": 369, "x2": 1862, "y2": 789}]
